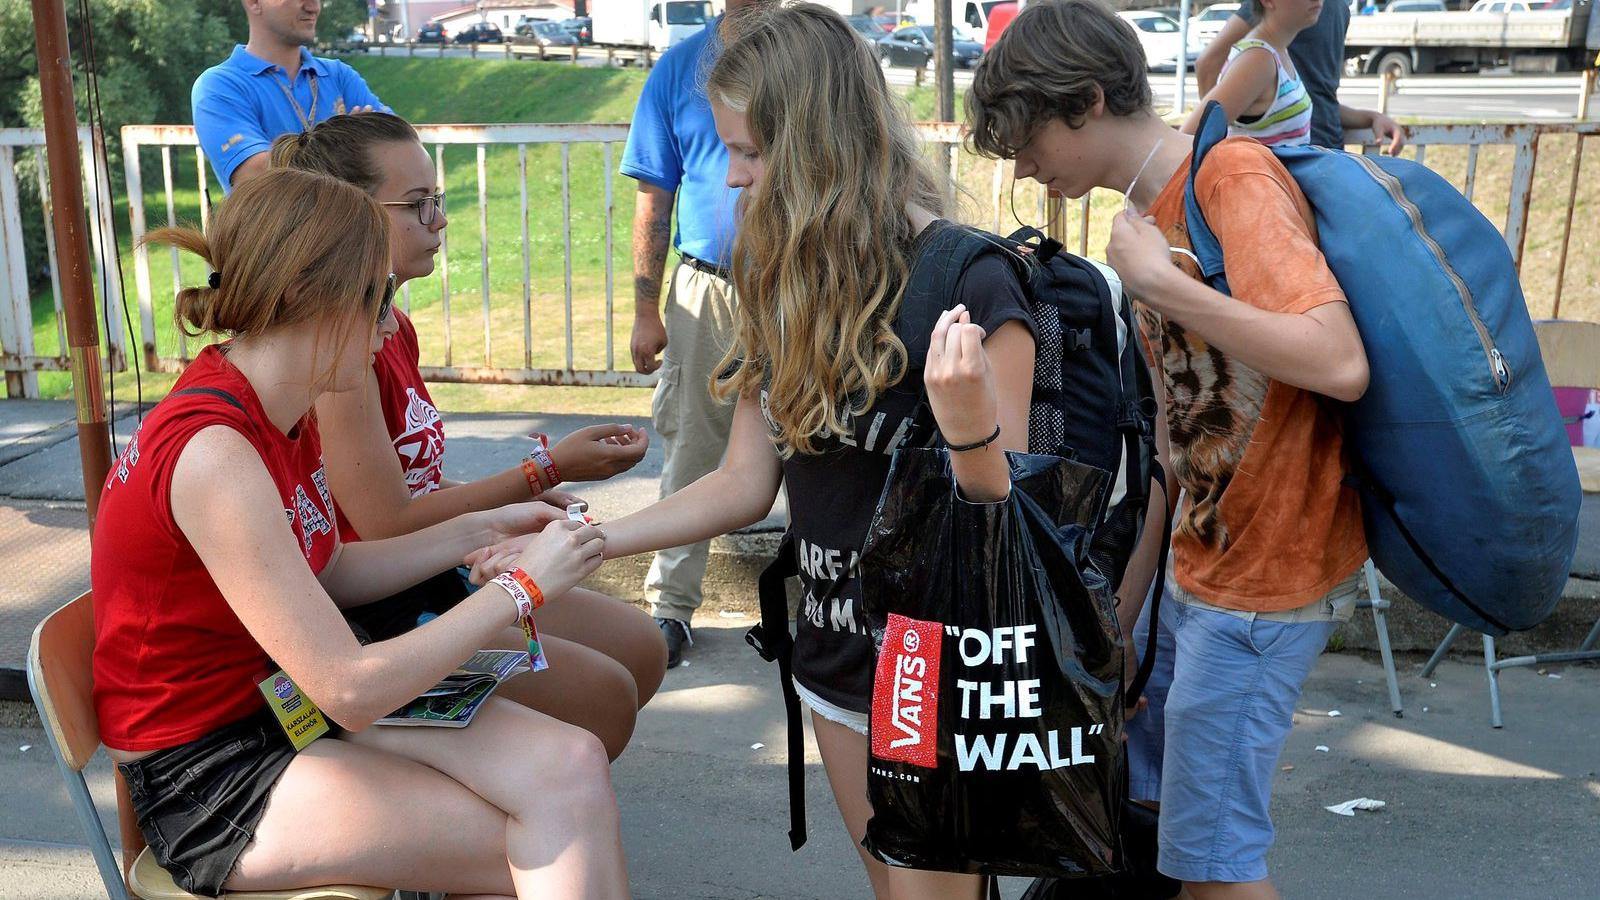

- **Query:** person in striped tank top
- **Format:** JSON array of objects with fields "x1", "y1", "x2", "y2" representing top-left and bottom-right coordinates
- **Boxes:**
[{"x1": 1183, "y1": 0, "x2": 1324, "y2": 146}]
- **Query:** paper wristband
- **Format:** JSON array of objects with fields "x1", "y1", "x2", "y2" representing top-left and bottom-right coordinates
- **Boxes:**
[
  {"x1": 491, "y1": 571, "x2": 535, "y2": 619},
  {"x1": 508, "y1": 567, "x2": 546, "y2": 610},
  {"x1": 519, "y1": 456, "x2": 545, "y2": 496},
  {"x1": 529, "y1": 445, "x2": 562, "y2": 488}
]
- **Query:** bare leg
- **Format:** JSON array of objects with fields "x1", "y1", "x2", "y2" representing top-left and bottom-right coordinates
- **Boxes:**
[
  {"x1": 486, "y1": 626, "x2": 640, "y2": 760},
  {"x1": 810, "y1": 712, "x2": 982, "y2": 900},
  {"x1": 535, "y1": 586, "x2": 668, "y2": 707},
  {"x1": 232, "y1": 698, "x2": 628, "y2": 899}
]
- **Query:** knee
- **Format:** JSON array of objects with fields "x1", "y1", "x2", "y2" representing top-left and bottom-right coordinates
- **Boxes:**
[
  {"x1": 552, "y1": 727, "x2": 619, "y2": 813},
  {"x1": 629, "y1": 618, "x2": 668, "y2": 707},
  {"x1": 590, "y1": 661, "x2": 640, "y2": 761}
]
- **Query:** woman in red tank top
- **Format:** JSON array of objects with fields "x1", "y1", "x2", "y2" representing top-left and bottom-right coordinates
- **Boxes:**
[
  {"x1": 272, "y1": 114, "x2": 665, "y2": 761},
  {"x1": 92, "y1": 169, "x2": 629, "y2": 898}
]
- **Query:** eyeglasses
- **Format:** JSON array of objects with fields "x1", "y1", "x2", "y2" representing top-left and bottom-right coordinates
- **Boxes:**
[
  {"x1": 380, "y1": 191, "x2": 445, "y2": 226},
  {"x1": 375, "y1": 273, "x2": 396, "y2": 325}
]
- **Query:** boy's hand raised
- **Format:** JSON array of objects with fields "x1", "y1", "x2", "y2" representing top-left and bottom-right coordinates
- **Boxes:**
[{"x1": 1107, "y1": 210, "x2": 1187, "y2": 306}]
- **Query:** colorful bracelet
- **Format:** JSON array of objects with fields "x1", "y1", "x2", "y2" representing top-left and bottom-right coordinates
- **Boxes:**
[
  {"x1": 528, "y1": 444, "x2": 562, "y2": 489},
  {"x1": 519, "y1": 456, "x2": 545, "y2": 497},
  {"x1": 507, "y1": 567, "x2": 545, "y2": 610},
  {"x1": 492, "y1": 570, "x2": 538, "y2": 619}
]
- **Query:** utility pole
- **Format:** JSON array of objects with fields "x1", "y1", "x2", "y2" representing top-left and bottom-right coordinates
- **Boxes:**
[
  {"x1": 934, "y1": 0, "x2": 955, "y2": 122},
  {"x1": 1175, "y1": 0, "x2": 1193, "y2": 115},
  {"x1": 31, "y1": 0, "x2": 111, "y2": 530}
]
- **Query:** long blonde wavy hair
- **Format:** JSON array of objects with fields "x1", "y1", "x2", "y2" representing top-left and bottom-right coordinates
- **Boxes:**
[{"x1": 707, "y1": 2, "x2": 945, "y2": 456}]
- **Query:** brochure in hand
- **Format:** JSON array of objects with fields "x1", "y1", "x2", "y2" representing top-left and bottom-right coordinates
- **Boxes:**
[{"x1": 376, "y1": 649, "x2": 531, "y2": 728}]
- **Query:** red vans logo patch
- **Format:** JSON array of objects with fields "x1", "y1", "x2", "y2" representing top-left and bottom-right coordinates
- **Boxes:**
[{"x1": 871, "y1": 614, "x2": 942, "y2": 768}]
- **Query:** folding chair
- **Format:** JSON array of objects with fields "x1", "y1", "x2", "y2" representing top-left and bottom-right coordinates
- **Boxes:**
[
  {"x1": 1359, "y1": 559, "x2": 1405, "y2": 717},
  {"x1": 26, "y1": 592, "x2": 427, "y2": 900},
  {"x1": 1417, "y1": 320, "x2": 1600, "y2": 728}
]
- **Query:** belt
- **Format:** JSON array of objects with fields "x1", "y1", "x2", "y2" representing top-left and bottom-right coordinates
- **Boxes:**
[{"x1": 680, "y1": 253, "x2": 731, "y2": 281}]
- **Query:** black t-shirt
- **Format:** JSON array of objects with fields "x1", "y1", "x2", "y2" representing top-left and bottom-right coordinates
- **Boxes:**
[{"x1": 769, "y1": 225, "x2": 1033, "y2": 713}]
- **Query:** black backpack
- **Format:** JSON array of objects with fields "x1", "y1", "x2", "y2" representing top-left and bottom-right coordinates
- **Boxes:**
[
  {"x1": 893, "y1": 222, "x2": 1165, "y2": 601},
  {"x1": 746, "y1": 223, "x2": 1172, "y2": 865}
]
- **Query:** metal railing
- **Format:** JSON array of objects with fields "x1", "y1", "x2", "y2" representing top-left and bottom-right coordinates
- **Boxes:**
[
  {"x1": 106, "y1": 118, "x2": 1599, "y2": 388},
  {"x1": 0, "y1": 128, "x2": 126, "y2": 398}
]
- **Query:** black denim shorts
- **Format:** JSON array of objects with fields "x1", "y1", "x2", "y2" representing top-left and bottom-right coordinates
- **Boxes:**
[
  {"x1": 344, "y1": 567, "x2": 473, "y2": 644},
  {"x1": 117, "y1": 707, "x2": 297, "y2": 897}
]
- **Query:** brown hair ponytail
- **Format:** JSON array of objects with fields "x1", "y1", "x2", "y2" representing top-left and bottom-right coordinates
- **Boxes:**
[
  {"x1": 142, "y1": 167, "x2": 389, "y2": 342},
  {"x1": 269, "y1": 112, "x2": 420, "y2": 192}
]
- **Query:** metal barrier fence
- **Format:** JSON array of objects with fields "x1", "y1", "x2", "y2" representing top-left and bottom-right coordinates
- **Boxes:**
[
  {"x1": 0, "y1": 127, "x2": 125, "y2": 398},
  {"x1": 3, "y1": 120, "x2": 1594, "y2": 394}
]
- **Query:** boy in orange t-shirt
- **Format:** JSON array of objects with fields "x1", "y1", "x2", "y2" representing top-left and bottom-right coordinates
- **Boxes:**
[{"x1": 969, "y1": 2, "x2": 1372, "y2": 896}]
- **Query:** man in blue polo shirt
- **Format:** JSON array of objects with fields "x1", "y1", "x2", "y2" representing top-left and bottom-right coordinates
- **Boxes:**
[
  {"x1": 193, "y1": 0, "x2": 388, "y2": 190},
  {"x1": 622, "y1": 0, "x2": 763, "y2": 669}
]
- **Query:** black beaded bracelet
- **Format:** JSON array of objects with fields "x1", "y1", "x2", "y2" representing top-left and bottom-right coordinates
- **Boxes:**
[{"x1": 947, "y1": 424, "x2": 1002, "y2": 452}]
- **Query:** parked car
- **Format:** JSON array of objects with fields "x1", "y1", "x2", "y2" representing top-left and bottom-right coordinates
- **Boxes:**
[
  {"x1": 1384, "y1": 0, "x2": 1447, "y2": 10},
  {"x1": 877, "y1": 25, "x2": 985, "y2": 68},
  {"x1": 416, "y1": 22, "x2": 449, "y2": 43},
  {"x1": 846, "y1": 14, "x2": 888, "y2": 41},
  {"x1": 527, "y1": 21, "x2": 578, "y2": 46},
  {"x1": 1118, "y1": 11, "x2": 1201, "y2": 71},
  {"x1": 1188, "y1": 2, "x2": 1242, "y2": 46},
  {"x1": 1468, "y1": 0, "x2": 1533, "y2": 10},
  {"x1": 559, "y1": 16, "x2": 594, "y2": 44},
  {"x1": 452, "y1": 22, "x2": 505, "y2": 44},
  {"x1": 514, "y1": 15, "x2": 546, "y2": 36},
  {"x1": 982, "y1": 1, "x2": 1018, "y2": 51},
  {"x1": 331, "y1": 28, "x2": 369, "y2": 52},
  {"x1": 872, "y1": 13, "x2": 911, "y2": 32}
]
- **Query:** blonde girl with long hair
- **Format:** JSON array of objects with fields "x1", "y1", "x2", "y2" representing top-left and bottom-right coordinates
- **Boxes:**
[
  {"x1": 91, "y1": 168, "x2": 629, "y2": 898},
  {"x1": 477, "y1": 5, "x2": 1036, "y2": 896}
]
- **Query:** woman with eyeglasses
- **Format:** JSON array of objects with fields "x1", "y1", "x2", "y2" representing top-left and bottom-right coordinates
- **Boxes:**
[
  {"x1": 270, "y1": 114, "x2": 666, "y2": 761},
  {"x1": 92, "y1": 167, "x2": 630, "y2": 898}
]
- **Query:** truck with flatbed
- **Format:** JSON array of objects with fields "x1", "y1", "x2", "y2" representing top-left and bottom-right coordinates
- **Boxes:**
[{"x1": 1345, "y1": 1, "x2": 1595, "y2": 76}]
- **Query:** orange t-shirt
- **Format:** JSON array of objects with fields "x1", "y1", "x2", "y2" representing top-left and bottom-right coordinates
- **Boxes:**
[{"x1": 1137, "y1": 137, "x2": 1367, "y2": 612}]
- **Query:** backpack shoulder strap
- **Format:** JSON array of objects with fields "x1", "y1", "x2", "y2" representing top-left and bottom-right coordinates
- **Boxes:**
[
  {"x1": 1183, "y1": 101, "x2": 1236, "y2": 297},
  {"x1": 744, "y1": 534, "x2": 808, "y2": 850}
]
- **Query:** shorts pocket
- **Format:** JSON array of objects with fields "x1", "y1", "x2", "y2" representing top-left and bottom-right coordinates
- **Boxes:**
[{"x1": 1245, "y1": 617, "x2": 1293, "y2": 657}]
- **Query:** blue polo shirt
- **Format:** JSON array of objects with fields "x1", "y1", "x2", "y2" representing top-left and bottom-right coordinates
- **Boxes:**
[
  {"x1": 192, "y1": 45, "x2": 388, "y2": 191},
  {"x1": 619, "y1": 18, "x2": 738, "y2": 268}
]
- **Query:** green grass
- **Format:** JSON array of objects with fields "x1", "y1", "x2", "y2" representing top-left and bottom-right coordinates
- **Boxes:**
[{"x1": 15, "y1": 59, "x2": 1596, "y2": 414}]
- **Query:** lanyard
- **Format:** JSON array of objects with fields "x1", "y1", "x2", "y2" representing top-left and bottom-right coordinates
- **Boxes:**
[{"x1": 271, "y1": 68, "x2": 319, "y2": 131}]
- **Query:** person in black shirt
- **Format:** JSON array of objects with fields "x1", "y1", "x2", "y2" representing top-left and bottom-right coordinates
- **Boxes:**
[{"x1": 576, "y1": 5, "x2": 1035, "y2": 898}]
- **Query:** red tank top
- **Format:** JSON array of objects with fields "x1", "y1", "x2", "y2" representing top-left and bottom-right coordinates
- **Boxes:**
[
  {"x1": 91, "y1": 346, "x2": 339, "y2": 752},
  {"x1": 376, "y1": 311, "x2": 445, "y2": 498}
]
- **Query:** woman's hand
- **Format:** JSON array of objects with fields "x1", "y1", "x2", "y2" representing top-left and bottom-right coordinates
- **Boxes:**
[
  {"x1": 1107, "y1": 210, "x2": 1184, "y2": 305},
  {"x1": 482, "y1": 500, "x2": 567, "y2": 545},
  {"x1": 536, "y1": 488, "x2": 587, "y2": 512},
  {"x1": 478, "y1": 520, "x2": 606, "y2": 601},
  {"x1": 924, "y1": 305, "x2": 999, "y2": 447},
  {"x1": 549, "y1": 424, "x2": 650, "y2": 483}
]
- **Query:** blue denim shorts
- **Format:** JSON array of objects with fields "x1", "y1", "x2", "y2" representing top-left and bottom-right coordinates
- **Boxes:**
[{"x1": 1126, "y1": 575, "x2": 1357, "y2": 883}]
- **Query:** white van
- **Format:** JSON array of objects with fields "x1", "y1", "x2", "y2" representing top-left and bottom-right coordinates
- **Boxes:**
[{"x1": 591, "y1": 0, "x2": 713, "y2": 51}]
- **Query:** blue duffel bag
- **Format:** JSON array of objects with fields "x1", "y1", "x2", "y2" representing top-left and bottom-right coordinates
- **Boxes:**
[{"x1": 1182, "y1": 102, "x2": 1581, "y2": 636}]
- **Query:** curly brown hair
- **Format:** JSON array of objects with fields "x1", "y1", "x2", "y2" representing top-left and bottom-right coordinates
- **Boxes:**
[{"x1": 967, "y1": 0, "x2": 1153, "y2": 160}]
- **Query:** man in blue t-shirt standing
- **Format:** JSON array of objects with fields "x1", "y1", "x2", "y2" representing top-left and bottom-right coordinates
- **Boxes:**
[
  {"x1": 622, "y1": 1, "x2": 761, "y2": 668},
  {"x1": 193, "y1": 0, "x2": 389, "y2": 191}
]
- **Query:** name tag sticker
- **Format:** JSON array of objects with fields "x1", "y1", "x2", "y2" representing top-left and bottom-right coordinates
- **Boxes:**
[{"x1": 257, "y1": 669, "x2": 330, "y2": 751}]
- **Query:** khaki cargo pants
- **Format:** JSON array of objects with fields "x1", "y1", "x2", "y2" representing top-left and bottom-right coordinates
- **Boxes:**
[{"x1": 644, "y1": 260, "x2": 738, "y2": 623}]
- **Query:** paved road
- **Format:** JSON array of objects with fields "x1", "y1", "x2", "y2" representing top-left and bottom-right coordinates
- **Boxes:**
[{"x1": 357, "y1": 44, "x2": 1596, "y2": 122}]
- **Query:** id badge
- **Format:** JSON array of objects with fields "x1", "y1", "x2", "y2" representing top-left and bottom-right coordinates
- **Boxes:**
[{"x1": 257, "y1": 669, "x2": 331, "y2": 751}]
